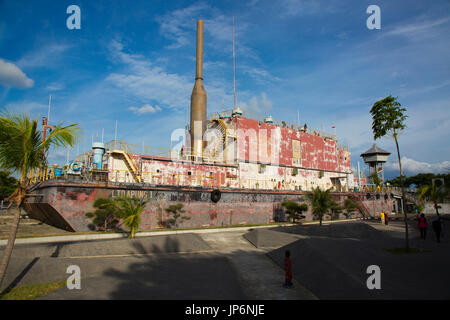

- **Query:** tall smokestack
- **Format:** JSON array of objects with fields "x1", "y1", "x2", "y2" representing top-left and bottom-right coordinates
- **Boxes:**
[{"x1": 190, "y1": 20, "x2": 207, "y2": 161}]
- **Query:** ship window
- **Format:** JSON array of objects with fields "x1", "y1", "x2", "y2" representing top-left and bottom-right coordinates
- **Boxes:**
[
  {"x1": 156, "y1": 169, "x2": 160, "y2": 173},
  {"x1": 259, "y1": 164, "x2": 266, "y2": 174}
]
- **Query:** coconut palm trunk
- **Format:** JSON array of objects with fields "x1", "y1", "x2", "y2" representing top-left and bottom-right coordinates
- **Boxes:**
[
  {"x1": 0, "y1": 206, "x2": 21, "y2": 289},
  {"x1": 434, "y1": 200, "x2": 439, "y2": 216},
  {"x1": 394, "y1": 134, "x2": 409, "y2": 251},
  {"x1": 0, "y1": 182, "x2": 26, "y2": 288}
]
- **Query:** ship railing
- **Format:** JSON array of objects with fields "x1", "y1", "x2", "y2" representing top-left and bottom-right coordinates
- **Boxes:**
[
  {"x1": 208, "y1": 109, "x2": 337, "y2": 141},
  {"x1": 25, "y1": 166, "x2": 332, "y2": 191},
  {"x1": 348, "y1": 185, "x2": 409, "y2": 195},
  {"x1": 209, "y1": 109, "x2": 338, "y2": 142},
  {"x1": 104, "y1": 140, "x2": 222, "y2": 164},
  {"x1": 28, "y1": 166, "x2": 409, "y2": 196},
  {"x1": 106, "y1": 140, "x2": 173, "y2": 158},
  {"x1": 107, "y1": 169, "x2": 218, "y2": 187},
  {"x1": 27, "y1": 167, "x2": 56, "y2": 185},
  {"x1": 75, "y1": 150, "x2": 94, "y2": 167},
  {"x1": 26, "y1": 166, "x2": 335, "y2": 192}
]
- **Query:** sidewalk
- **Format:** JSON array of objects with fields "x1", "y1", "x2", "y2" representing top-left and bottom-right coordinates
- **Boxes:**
[{"x1": 0, "y1": 219, "x2": 359, "y2": 246}]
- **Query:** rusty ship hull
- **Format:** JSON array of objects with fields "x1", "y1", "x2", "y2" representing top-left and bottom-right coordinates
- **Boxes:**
[{"x1": 25, "y1": 180, "x2": 394, "y2": 232}]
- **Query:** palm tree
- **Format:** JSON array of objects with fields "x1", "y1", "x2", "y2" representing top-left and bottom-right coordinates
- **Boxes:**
[
  {"x1": 309, "y1": 187, "x2": 336, "y2": 226},
  {"x1": 165, "y1": 203, "x2": 191, "y2": 229},
  {"x1": 0, "y1": 110, "x2": 79, "y2": 287},
  {"x1": 343, "y1": 198, "x2": 358, "y2": 218},
  {"x1": 114, "y1": 196, "x2": 149, "y2": 238},
  {"x1": 0, "y1": 170, "x2": 18, "y2": 201},
  {"x1": 417, "y1": 184, "x2": 447, "y2": 216},
  {"x1": 281, "y1": 200, "x2": 308, "y2": 223},
  {"x1": 369, "y1": 172, "x2": 382, "y2": 188},
  {"x1": 85, "y1": 198, "x2": 120, "y2": 231},
  {"x1": 370, "y1": 95, "x2": 409, "y2": 250}
]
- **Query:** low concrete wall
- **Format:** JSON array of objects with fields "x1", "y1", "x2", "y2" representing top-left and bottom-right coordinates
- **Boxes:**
[{"x1": 423, "y1": 202, "x2": 450, "y2": 215}]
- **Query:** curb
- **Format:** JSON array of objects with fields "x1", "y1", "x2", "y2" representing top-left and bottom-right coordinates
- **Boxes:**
[{"x1": 0, "y1": 218, "x2": 359, "y2": 246}]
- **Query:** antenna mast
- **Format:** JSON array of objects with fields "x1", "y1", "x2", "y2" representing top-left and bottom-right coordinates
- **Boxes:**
[
  {"x1": 233, "y1": 16, "x2": 236, "y2": 109},
  {"x1": 47, "y1": 95, "x2": 52, "y2": 122}
]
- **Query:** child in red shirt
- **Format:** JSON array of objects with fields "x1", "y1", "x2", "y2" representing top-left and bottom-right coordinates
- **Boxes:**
[{"x1": 284, "y1": 250, "x2": 293, "y2": 288}]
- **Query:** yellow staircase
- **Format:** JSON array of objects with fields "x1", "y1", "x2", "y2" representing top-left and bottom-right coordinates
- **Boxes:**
[
  {"x1": 210, "y1": 118, "x2": 236, "y2": 162},
  {"x1": 212, "y1": 121, "x2": 226, "y2": 158},
  {"x1": 112, "y1": 150, "x2": 142, "y2": 183}
]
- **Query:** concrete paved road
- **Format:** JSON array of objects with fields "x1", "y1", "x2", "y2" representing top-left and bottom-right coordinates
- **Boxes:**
[
  {"x1": 0, "y1": 230, "x2": 317, "y2": 300},
  {"x1": 267, "y1": 220, "x2": 450, "y2": 299}
]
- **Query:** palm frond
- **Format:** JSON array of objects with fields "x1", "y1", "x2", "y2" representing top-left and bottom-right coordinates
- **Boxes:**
[
  {"x1": 41, "y1": 123, "x2": 80, "y2": 150},
  {"x1": 0, "y1": 110, "x2": 80, "y2": 180},
  {"x1": 0, "y1": 110, "x2": 42, "y2": 176}
]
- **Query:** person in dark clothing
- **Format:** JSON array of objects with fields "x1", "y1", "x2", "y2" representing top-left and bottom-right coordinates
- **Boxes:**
[
  {"x1": 432, "y1": 214, "x2": 442, "y2": 243},
  {"x1": 284, "y1": 250, "x2": 293, "y2": 288},
  {"x1": 418, "y1": 213, "x2": 428, "y2": 240}
]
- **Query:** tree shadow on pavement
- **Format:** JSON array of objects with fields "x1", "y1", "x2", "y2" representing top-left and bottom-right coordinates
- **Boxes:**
[
  {"x1": 0, "y1": 257, "x2": 40, "y2": 295},
  {"x1": 99, "y1": 236, "x2": 248, "y2": 299}
]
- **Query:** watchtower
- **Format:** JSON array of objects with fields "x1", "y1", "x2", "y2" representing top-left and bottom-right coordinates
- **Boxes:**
[{"x1": 360, "y1": 144, "x2": 390, "y2": 182}]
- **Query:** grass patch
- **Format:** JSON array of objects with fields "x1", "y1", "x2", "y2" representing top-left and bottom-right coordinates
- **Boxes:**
[
  {"x1": 301, "y1": 218, "x2": 354, "y2": 225},
  {"x1": 141, "y1": 221, "x2": 294, "y2": 233},
  {"x1": 0, "y1": 230, "x2": 128, "y2": 240},
  {"x1": 0, "y1": 281, "x2": 65, "y2": 300},
  {"x1": 386, "y1": 247, "x2": 432, "y2": 255}
]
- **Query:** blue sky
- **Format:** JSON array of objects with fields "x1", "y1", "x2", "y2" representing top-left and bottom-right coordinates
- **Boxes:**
[{"x1": 0, "y1": 0, "x2": 449, "y2": 179}]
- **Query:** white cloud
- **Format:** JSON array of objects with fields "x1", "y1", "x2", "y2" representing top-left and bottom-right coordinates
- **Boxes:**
[
  {"x1": 106, "y1": 39, "x2": 231, "y2": 112},
  {"x1": 156, "y1": 3, "x2": 209, "y2": 49},
  {"x1": 383, "y1": 16, "x2": 450, "y2": 39},
  {"x1": 106, "y1": 40, "x2": 191, "y2": 108},
  {"x1": 279, "y1": 0, "x2": 336, "y2": 17},
  {"x1": 0, "y1": 58, "x2": 34, "y2": 89},
  {"x1": 45, "y1": 82, "x2": 64, "y2": 91},
  {"x1": 397, "y1": 80, "x2": 450, "y2": 97},
  {"x1": 129, "y1": 104, "x2": 162, "y2": 115},
  {"x1": 385, "y1": 157, "x2": 450, "y2": 175},
  {"x1": 156, "y1": 3, "x2": 257, "y2": 60},
  {"x1": 241, "y1": 65, "x2": 281, "y2": 83},
  {"x1": 16, "y1": 43, "x2": 72, "y2": 69},
  {"x1": 240, "y1": 92, "x2": 274, "y2": 114},
  {"x1": 4, "y1": 101, "x2": 47, "y2": 113}
]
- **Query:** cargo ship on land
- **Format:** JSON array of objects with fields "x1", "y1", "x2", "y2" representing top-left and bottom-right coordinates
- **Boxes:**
[{"x1": 24, "y1": 20, "x2": 398, "y2": 232}]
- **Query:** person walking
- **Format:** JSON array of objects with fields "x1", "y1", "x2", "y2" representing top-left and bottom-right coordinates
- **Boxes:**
[
  {"x1": 432, "y1": 214, "x2": 442, "y2": 243},
  {"x1": 284, "y1": 250, "x2": 293, "y2": 288},
  {"x1": 380, "y1": 211, "x2": 385, "y2": 225},
  {"x1": 418, "y1": 213, "x2": 428, "y2": 240}
]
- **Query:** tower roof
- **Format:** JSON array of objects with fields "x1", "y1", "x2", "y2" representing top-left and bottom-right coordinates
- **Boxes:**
[{"x1": 360, "y1": 144, "x2": 390, "y2": 157}]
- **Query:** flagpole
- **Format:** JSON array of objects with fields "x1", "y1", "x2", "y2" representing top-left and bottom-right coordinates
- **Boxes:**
[
  {"x1": 233, "y1": 16, "x2": 236, "y2": 109},
  {"x1": 357, "y1": 161, "x2": 361, "y2": 189},
  {"x1": 114, "y1": 120, "x2": 118, "y2": 150}
]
